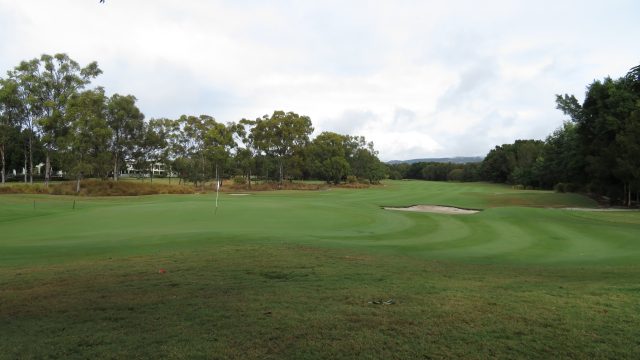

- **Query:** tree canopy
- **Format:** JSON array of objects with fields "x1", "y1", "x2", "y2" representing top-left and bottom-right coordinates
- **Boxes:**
[{"x1": 0, "y1": 54, "x2": 387, "y2": 190}]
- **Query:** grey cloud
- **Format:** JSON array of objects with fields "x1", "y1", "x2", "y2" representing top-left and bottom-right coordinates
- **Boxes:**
[
  {"x1": 99, "y1": 59, "x2": 245, "y2": 121},
  {"x1": 318, "y1": 109, "x2": 378, "y2": 136},
  {"x1": 436, "y1": 111, "x2": 517, "y2": 157},
  {"x1": 437, "y1": 59, "x2": 499, "y2": 111},
  {"x1": 392, "y1": 107, "x2": 417, "y2": 127}
]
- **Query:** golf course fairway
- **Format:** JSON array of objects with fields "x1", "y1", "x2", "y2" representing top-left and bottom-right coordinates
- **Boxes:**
[{"x1": 1, "y1": 180, "x2": 639, "y2": 359}]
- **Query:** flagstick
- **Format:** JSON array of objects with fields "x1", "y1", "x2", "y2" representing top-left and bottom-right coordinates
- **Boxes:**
[
  {"x1": 215, "y1": 165, "x2": 219, "y2": 215},
  {"x1": 215, "y1": 182, "x2": 220, "y2": 214}
]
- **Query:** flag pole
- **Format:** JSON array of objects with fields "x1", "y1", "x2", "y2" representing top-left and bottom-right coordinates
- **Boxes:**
[{"x1": 215, "y1": 165, "x2": 220, "y2": 214}]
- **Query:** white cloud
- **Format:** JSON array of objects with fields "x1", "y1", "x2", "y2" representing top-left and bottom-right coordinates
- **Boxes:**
[{"x1": 1, "y1": 0, "x2": 639, "y2": 160}]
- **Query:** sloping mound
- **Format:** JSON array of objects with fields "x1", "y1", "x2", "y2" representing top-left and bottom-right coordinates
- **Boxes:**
[{"x1": 384, "y1": 205, "x2": 479, "y2": 215}]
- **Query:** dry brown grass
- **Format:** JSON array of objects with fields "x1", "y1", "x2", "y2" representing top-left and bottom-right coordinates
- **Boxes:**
[
  {"x1": 0, "y1": 179, "x2": 373, "y2": 196},
  {"x1": 0, "y1": 180, "x2": 195, "y2": 196},
  {"x1": 223, "y1": 181, "x2": 330, "y2": 192}
]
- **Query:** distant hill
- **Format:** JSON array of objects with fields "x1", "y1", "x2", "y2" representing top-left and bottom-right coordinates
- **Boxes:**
[{"x1": 387, "y1": 156, "x2": 484, "y2": 165}]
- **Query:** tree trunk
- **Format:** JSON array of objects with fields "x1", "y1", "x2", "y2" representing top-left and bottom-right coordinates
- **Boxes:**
[
  {"x1": 23, "y1": 148, "x2": 27, "y2": 183},
  {"x1": 628, "y1": 183, "x2": 632, "y2": 208},
  {"x1": 113, "y1": 152, "x2": 118, "y2": 182},
  {"x1": 76, "y1": 174, "x2": 81, "y2": 193},
  {"x1": 279, "y1": 160, "x2": 283, "y2": 186},
  {"x1": 28, "y1": 134, "x2": 33, "y2": 184},
  {"x1": 150, "y1": 163, "x2": 153, "y2": 184},
  {"x1": 201, "y1": 153, "x2": 205, "y2": 182},
  {"x1": 248, "y1": 168, "x2": 252, "y2": 189},
  {"x1": 0, "y1": 144, "x2": 5, "y2": 185},
  {"x1": 45, "y1": 153, "x2": 51, "y2": 187}
]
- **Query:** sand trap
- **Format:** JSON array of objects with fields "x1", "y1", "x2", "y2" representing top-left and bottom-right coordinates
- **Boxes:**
[
  {"x1": 228, "y1": 193, "x2": 251, "y2": 196},
  {"x1": 384, "y1": 205, "x2": 479, "y2": 215}
]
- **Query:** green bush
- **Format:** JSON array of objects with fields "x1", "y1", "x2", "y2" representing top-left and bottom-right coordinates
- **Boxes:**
[{"x1": 346, "y1": 175, "x2": 358, "y2": 184}]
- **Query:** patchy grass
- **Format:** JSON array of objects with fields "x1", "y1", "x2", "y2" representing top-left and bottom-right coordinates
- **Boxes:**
[{"x1": 2, "y1": 245, "x2": 639, "y2": 359}]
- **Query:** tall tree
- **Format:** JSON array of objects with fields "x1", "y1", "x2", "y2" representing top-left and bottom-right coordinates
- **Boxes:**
[
  {"x1": 540, "y1": 122, "x2": 584, "y2": 188},
  {"x1": 7, "y1": 59, "x2": 42, "y2": 183},
  {"x1": 235, "y1": 118, "x2": 258, "y2": 187},
  {"x1": 37, "y1": 54, "x2": 102, "y2": 186},
  {"x1": 309, "y1": 132, "x2": 351, "y2": 184},
  {"x1": 201, "y1": 115, "x2": 236, "y2": 185},
  {"x1": 138, "y1": 119, "x2": 168, "y2": 183},
  {"x1": 106, "y1": 94, "x2": 144, "y2": 181},
  {"x1": 63, "y1": 88, "x2": 111, "y2": 192},
  {"x1": 481, "y1": 144, "x2": 515, "y2": 183},
  {"x1": 0, "y1": 78, "x2": 23, "y2": 184},
  {"x1": 179, "y1": 115, "x2": 209, "y2": 185},
  {"x1": 554, "y1": 63, "x2": 640, "y2": 202},
  {"x1": 348, "y1": 137, "x2": 386, "y2": 184},
  {"x1": 251, "y1": 111, "x2": 313, "y2": 184}
]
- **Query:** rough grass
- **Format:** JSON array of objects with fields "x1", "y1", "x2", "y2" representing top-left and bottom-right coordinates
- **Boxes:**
[
  {"x1": 0, "y1": 179, "x2": 194, "y2": 196},
  {"x1": 2, "y1": 245, "x2": 639, "y2": 359},
  {"x1": 224, "y1": 181, "x2": 330, "y2": 192},
  {"x1": 1, "y1": 180, "x2": 639, "y2": 358},
  {"x1": 1, "y1": 178, "x2": 370, "y2": 195}
]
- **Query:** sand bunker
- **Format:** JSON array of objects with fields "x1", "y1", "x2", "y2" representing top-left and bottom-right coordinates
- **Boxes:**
[{"x1": 384, "y1": 205, "x2": 479, "y2": 215}]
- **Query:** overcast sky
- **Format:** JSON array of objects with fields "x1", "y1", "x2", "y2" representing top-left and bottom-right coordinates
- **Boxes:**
[{"x1": 1, "y1": 1, "x2": 638, "y2": 160}]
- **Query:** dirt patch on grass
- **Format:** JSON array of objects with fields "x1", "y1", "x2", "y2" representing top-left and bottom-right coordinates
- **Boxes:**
[{"x1": 384, "y1": 205, "x2": 480, "y2": 215}]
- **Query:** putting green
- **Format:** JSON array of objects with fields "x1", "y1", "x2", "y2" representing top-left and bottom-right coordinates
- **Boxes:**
[{"x1": 1, "y1": 180, "x2": 638, "y2": 267}]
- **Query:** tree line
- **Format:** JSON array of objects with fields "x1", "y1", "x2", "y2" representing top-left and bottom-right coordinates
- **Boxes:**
[
  {"x1": 389, "y1": 63, "x2": 640, "y2": 206},
  {"x1": 0, "y1": 53, "x2": 387, "y2": 191}
]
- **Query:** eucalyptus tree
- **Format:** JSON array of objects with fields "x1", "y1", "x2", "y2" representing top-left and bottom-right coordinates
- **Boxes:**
[
  {"x1": 309, "y1": 131, "x2": 351, "y2": 184},
  {"x1": 137, "y1": 118, "x2": 168, "y2": 183},
  {"x1": 251, "y1": 111, "x2": 313, "y2": 184},
  {"x1": 236, "y1": 118, "x2": 259, "y2": 185},
  {"x1": 63, "y1": 88, "x2": 111, "y2": 192},
  {"x1": 203, "y1": 116, "x2": 236, "y2": 185},
  {"x1": 0, "y1": 78, "x2": 23, "y2": 184},
  {"x1": 7, "y1": 59, "x2": 42, "y2": 183},
  {"x1": 106, "y1": 94, "x2": 144, "y2": 181},
  {"x1": 344, "y1": 135, "x2": 386, "y2": 184},
  {"x1": 150, "y1": 117, "x2": 181, "y2": 182},
  {"x1": 178, "y1": 115, "x2": 208, "y2": 185},
  {"x1": 351, "y1": 146, "x2": 386, "y2": 184},
  {"x1": 37, "y1": 54, "x2": 101, "y2": 186}
]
